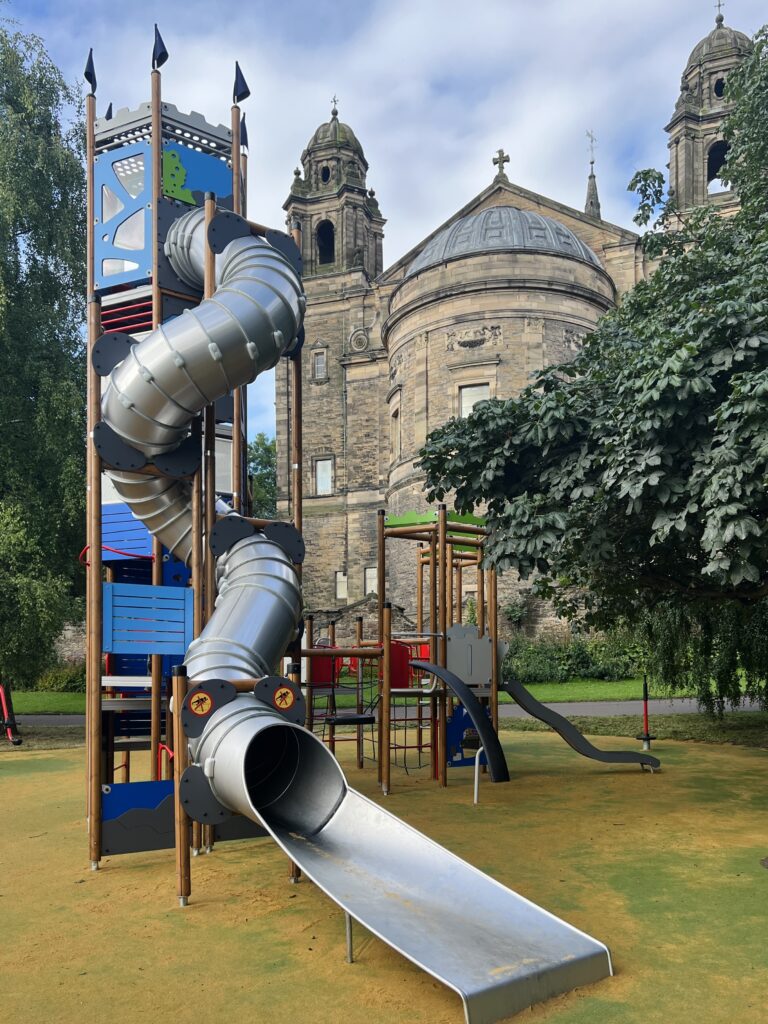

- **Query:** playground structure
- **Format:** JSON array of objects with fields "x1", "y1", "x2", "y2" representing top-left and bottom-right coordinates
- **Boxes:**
[{"x1": 78, "y1": 34, "x2": 670, "y2": 1023}]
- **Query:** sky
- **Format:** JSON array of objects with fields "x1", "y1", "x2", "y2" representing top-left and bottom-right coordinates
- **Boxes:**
[{"x1": 11, "y1": 0, "x2": 767, "y2": 438}]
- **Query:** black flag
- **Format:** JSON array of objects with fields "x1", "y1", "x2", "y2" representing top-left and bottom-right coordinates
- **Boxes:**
[
  {"x1": 233, "y1": 61, "x2": 250, "y2": 104},
  {"x1": 84, "y1": 49, "x2": 97, "y2": 93},
  {"x1": 240, "y1": 112, "x2": 249, "y2": 151},
  {"x1": 105, "y1": 102, "x2": 113, "y2": 120},
  {"x1": 152, "y1": 25, "x2": 169, "y2": 69}
]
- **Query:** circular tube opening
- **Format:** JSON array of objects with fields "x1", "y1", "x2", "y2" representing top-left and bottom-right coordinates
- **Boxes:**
[{"x1": 243, "y1": 723, "x2": 346, "y2": 835}]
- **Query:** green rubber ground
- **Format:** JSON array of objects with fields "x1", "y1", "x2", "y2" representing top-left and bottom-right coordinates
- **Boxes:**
[{"x1": 1, "y1": 733, "x2": 766, "y2": 1023}]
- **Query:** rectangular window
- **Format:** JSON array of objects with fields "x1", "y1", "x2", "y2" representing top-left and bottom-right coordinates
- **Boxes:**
[
  {"x1": 335, "y1": 571, "x2": 348, "y2": 600},
  {"x1": 312, "y1": 349, "x2": 327, "y2": 379},
  {"x1": 391, "y1": 408, "x2": 401, "y2": 460},
  {"x1": 364, "y1": 567, "x2": 377, "y2": 595},
  {"x1": 459, "y1": 383, "x2": 490, "y2": 418},
  {"x1": 314, "y1": 457, "x2": 333, "y2": 495}
]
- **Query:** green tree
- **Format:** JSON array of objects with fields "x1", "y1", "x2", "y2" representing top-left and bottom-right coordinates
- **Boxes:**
[
  {"x1": 0, "y1": 20, "x2": 86, "y2": 684},
  {"x1": 419, "y1": 27, "x2": 768, "y2": 711},
  {"x1": 247, "y1": 432, "x2": 277, "y2": 518}
]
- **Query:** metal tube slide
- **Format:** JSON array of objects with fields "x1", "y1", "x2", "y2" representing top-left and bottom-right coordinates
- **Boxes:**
[
  {"x1": 101, "y1": 207, "x2": 304, "y2": 564},
  {"x1": 191, "y1": 695, "x2": 613, "y2": 1024}
]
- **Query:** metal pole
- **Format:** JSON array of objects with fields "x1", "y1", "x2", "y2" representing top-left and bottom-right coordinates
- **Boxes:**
[
  {"x1": 345, "y1": 912, "x2": 354, "y2": 964},
  {"x1": 172, "y1": 665, "x2": 191, "y2": 906},
  {"x1": 85, "y1": 87, "x2": 103, "y2": 870},
  {"x1": 474, "y1": 746, "x2": 485, "y2": 806},
  {"x1": 382, "y1": 601, "x2": 392, "y2": 796}
]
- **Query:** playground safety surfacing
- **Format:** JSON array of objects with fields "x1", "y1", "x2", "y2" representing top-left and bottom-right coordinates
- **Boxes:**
[{"x1": 1, "y1": 733, "x2": 766, "y2": 1024}]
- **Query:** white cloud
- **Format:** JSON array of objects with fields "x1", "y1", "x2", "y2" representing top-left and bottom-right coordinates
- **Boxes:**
[{"x1": 17, "y1": 0, "x2": 766, "y2": 435}]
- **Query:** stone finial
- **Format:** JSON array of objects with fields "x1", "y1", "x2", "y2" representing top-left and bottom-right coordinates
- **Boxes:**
[
  {"x1": 331, "y1": 94, "x2": 339, "y2": 119},
  {"x1": 585, "y1": 159, "x2": 602, "y2": 220},
  {"x1": 493, "y1": 148, "x2": 510, "y2": 181},
  {"x1": 715, "y1": 0, "x2": 724, "y2": 26}
]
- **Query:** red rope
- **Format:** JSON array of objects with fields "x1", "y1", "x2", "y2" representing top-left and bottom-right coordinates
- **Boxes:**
[{"x1": 79, "y1": 544, "x2": 155, "y2": 567}]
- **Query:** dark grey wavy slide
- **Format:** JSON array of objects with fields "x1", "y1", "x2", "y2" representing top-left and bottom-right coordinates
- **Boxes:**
[
  {"x1": 502, "y1": 679, "x2": 660, "y2": 771},
  {"x1": 410, "y1": 661, "x2": 510, "y2": 782}
]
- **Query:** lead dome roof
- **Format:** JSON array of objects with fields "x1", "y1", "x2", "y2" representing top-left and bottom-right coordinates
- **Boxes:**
[
  {"x1": 406, "y1": 205, "x2": 601, "y2": 279},
  {"x1": 685, "y1": 16, "x2": 751, "y2": 68}
]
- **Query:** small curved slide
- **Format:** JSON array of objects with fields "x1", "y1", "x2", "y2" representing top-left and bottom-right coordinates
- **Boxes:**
[
  {"x1": 411, "y1": 660, "x2": 510, "y2": 782},
  {"x1": 502, "y1": 679, "x2": 660, "y2": 770}
]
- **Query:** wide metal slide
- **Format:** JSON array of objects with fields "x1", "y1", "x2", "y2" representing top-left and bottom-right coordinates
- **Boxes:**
[{"x1": 100, "y1": 208, "x2": 613, "y2": 1022}]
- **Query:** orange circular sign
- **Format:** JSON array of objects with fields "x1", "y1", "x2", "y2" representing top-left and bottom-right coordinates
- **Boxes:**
[
  {"x1": 189, "y1": 691, "x2": 213, "y2": 716},
  {"x1": 273, "y1": 686, "x2": 295, "y2": 711}
]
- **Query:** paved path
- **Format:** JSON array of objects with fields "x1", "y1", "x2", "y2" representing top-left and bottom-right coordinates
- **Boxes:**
[
  {"x1": 498, "y1": 697, "x2": 763, "y2": 719},
  {"x1": 17, "y1": 697, "x2": 764, "y2": 730}
]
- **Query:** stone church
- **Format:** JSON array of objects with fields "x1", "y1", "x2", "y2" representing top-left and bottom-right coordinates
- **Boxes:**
[{"x1": 275, "y1": 14, "x2": 751, "y2": 620}]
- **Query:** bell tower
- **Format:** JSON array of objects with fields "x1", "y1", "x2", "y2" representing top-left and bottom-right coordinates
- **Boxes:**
[
  {"x1": 284, "y1": 100, "x2": 385, "y2": 278},
  {"x1": 666, "y1": 12, "x2": 752, "y2": 211}
]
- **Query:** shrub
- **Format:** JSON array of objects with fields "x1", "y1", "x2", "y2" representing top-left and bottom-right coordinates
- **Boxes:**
[
  {"x1": 36, "y1": 662, "x2": 86, "y2": 692},
  {"x1": 503, "y1": 631, "x2": 642, "y2": 684}
]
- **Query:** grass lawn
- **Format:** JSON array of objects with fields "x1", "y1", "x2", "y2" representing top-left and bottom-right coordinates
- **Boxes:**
[{"x1": 10, "y1": 692, "x2": 86, "y2": 714}]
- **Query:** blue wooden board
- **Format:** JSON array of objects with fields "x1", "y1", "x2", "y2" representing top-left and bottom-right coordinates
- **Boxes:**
[{"x1": 103, "y1": 582, "x2": 193, "y2": 655}]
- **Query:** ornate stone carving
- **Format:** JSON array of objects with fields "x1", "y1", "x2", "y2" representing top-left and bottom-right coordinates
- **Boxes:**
[
  {"x1": 525, "y1": 317, "x2": 545, "y2": 331},
  {"x1": 349, "y1": 328, "x2": 369, "y2": 352},
  {"x1": 445, "y1": 324, "x2": 501, "y2": 350},
  {"x1": 563, "y1": 328, "x2": 585, "y2": 350}
]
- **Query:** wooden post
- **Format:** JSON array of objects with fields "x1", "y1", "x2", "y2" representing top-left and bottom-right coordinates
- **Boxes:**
[
  {"x1": 304, "y1": 615, "x2": 314, "y2": 730},
  {"x1": 416, "y1": 544, "x2": 424, "y2": 634},
  {"x1": 85, "y1": 86, "x2": 104, "y2": 869},
  {"x1": 172, "y1": 665, "x2": 191, "y2": 906},
  {"x1": 149, "y1": 67, "x2": 164, "y2": 782},
  {"x1": 455, "y1": 557, "x2": 462, "y2": 624},
  {"x1": 230, "y1": 102, "x2": 244, "y2": 513},
  {"x1": 489, "y1": 565, "x2": 499, "y2": 731},
  {"x1": 190, "y1": 466, "x2": 203, "y2": 856},
  {"x1": 437, "y1": 504, "x2": 448, "y2": 787},
  {"x1": 377, "y1": 509, "x2": 386, "y2": 640},
  {"x1": 428, "y1": 529, "x2": 438, "y2": 780},
  {"x1": 355, "y1": 616, "x2": 364, "y2": 768},
  {"x1": 447, "y1": 543, "x2": 454, "y2": 627},
  {"x1": 477, "y1": 554, "x2": 485, "y2": 639},
  {"x1": 381, "y1": 602, "x2": 392, "y2": 795}
]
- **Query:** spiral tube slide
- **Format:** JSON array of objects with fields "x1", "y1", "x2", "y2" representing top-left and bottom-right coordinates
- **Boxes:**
[
  {"x1": 101, "y1": 208, "x2": 304, "y2": 679},
  {"x1": 102, "y1": 207, "x2": 612, "y2": 1021}
]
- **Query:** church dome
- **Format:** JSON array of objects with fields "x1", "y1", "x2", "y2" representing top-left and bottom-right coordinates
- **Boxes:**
[
  {"x1": 306, "y1": 108, "x2": 365, "y2": 160},
  {"x1": 405, "y1": 205, "x2": 600, "y2": 279},
  {"x1": 685, "y1": 15, "x2": 751, "y2": 69}
]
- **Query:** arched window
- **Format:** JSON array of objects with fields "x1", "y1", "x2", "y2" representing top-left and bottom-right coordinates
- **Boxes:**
[
  {"x1": 707, "y1": 140, "x2": 730, "y2": 194},
  {"x1": 317, "y1": 220, "x2": 335, "y2": 265}
]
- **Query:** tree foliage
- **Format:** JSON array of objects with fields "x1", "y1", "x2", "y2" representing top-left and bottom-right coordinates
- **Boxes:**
[
  {"x1": 0, "y1": 20, "x2": 85, "y2": 683},
  {"x1": 247, "y1": 432, "x2": 277, "y2": 519},
  {"x1": 420, "y1": 26, "x2": 768, "y2": 710}
]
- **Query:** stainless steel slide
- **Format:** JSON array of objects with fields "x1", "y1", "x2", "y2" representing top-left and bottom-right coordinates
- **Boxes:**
[
  {"x1": 102, "y1": 209, "x2": 613, "y2": 1022},
  {"x1": 189, "y1": 694, "x2": 613, "y2": 1024}
]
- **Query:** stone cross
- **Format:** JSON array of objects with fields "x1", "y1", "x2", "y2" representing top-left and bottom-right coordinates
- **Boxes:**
[
  {"x1": 715, "y1": 0, "x2": 724, "y2": 18},
  {"x1": 493, "y1": 148, "x2": 510, "y2": 179}
]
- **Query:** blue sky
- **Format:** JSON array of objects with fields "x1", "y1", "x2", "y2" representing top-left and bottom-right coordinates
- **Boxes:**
[{"x1": 10, "y1": 0, "x2": 766, "y2": 437}]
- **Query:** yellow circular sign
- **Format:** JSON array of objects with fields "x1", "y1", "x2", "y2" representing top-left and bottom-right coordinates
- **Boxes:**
[
  {"x1": 273, "y1": 686, "x2": 295, "y2": 711},
  {"x1": 189, "y1": 691, "x2": 213, "y2": 716}
]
